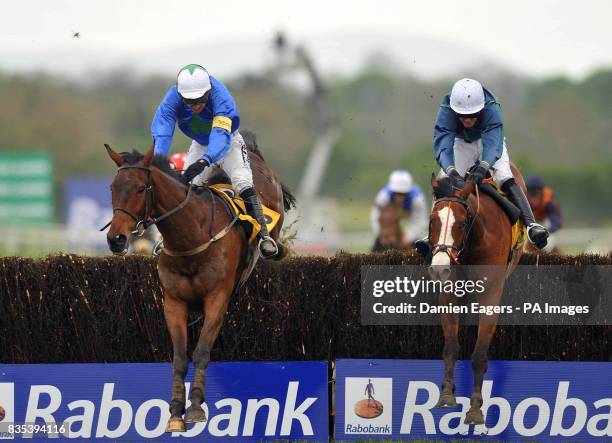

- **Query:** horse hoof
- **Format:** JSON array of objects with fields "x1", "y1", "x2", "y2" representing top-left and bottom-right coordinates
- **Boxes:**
[
  {"x1": 185, "y1": 406, "x2": 207, "y2": 423},
  {"x1": 436, "y1": 394, "x2": 458, "y2": 408},
  {"x1": 464, "y1": 408, "x2": 485, "y2": 425},
  {"x1": 165, "y1": 416, "x2": 186, "y2": 433}
]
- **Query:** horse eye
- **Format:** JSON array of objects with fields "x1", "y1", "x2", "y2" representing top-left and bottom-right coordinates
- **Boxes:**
[{"x1": 137, "y1": 186, "x2": 146, "y2": 193}]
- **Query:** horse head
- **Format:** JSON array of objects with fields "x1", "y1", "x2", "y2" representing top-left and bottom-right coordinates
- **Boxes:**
[
  {"x1": 105, "y1": 143, "x2": 154, "y2": 255},
  {"x1": 428, "y1": 173, "x2": 477, "y2": 280}
]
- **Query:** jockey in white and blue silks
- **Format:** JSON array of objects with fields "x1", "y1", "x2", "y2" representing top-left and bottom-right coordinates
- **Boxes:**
[
  {"x1": 426, "y1": 78, "x2": 549, "y2": 250},
  {"x1": 370, "y1": 170, "x2": 428, "y2": 246},
  {"x1": 151, "y1": 64, "x2": 278, "y2": 258}
]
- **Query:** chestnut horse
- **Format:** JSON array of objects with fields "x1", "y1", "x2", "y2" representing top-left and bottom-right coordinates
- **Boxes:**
[
  {"x1": 427, "y1": 165, "x2": 525, "y2": 425},
  {"x1": 104, "y1": 135, "x2": 295, "y2": 432}
]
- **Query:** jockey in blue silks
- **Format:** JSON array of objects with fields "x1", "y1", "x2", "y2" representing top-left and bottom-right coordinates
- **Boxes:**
[
  {"x1": 415, "y1": 78, "x2": 549, "y2": 254},
  {"x1": 151, "y1": 64, "x2": 278, "y2": 258}
]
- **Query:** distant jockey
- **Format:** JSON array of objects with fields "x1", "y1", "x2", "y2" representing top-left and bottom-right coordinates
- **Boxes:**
[
  {"x1": 151, "y1": 64, "x2": 278, "y2": 258},
  {"x1": 169, "y1": 152, "x2": 187, "y2": 171},
  {"x1": 371, "y1": 170, "x2": 428, "y2": 248},
  {"x1": 416, "y1": 78, "x2": 549, "y2": 255},
  {"x1": 525, "y1": 175, "x2": 562, "y2": 251}
]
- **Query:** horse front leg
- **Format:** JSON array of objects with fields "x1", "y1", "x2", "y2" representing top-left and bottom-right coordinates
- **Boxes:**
[
  {"x1": 465, "y1": 282, "x2": 503, "y2": 425},
  {"x1": 465, "y1": 322, "x2": 496, "y2": 425},
  {"x1": 437, "y1": 306, "x2": 460, "y2": 407},
  {"x1": 164, "y1": 295, "x2": 189, "y2": 433},
  {"x1": 185, "y1": 289, "x2": 231, "y2": 424}
]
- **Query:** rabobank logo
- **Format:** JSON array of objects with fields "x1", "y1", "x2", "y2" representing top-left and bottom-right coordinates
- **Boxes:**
[
  {"x1": 1, "y1": 362, "x2": 328, "y2": 442},
  {"x1": 335, "y1": 359, "x2": 612, "y2": 442},
  {"x1": 344, "y1": 377, "x2": 392, "y2": 434}
]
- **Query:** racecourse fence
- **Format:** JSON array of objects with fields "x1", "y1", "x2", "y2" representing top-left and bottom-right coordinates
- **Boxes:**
[{"x1": 1, "y1": 251, "x2": 611, "y2": 364}]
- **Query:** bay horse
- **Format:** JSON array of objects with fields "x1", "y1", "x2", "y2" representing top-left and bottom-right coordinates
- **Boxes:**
[
  {"x1": 104, "y1": 134, "x2": 295, "y2": 433},
  {"x1": 427, "y1": 165, "x2": 525, "y2": 425}
]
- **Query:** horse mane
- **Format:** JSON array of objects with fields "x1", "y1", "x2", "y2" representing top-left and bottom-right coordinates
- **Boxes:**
[
  {"x1": 120, "y1": 150, "x2": 183, "y2": 183},
  {"x1": 432, "y1": 177, "x2": 455, "y2": 199}
]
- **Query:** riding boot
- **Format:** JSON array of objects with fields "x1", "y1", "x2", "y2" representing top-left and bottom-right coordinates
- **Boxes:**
[
  {"x1": 240, "y1": 187, "x2": 279, "y2": 258},
  {"x1": 502, "y1": 179, "x2": 549, "y2": 249}
]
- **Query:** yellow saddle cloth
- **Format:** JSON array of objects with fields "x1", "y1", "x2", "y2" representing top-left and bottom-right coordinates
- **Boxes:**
[{"x1": 208, "y1": 184, "x2": 281, "y2": 243}]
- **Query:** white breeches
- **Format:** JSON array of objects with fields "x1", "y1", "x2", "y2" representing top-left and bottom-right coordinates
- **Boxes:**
[
  {"x1": 438, "y1": 137, "x2": 514, "y2": 185},
  {"x1": 185, "y1": 131, "x2": 253, "y2": 193}
]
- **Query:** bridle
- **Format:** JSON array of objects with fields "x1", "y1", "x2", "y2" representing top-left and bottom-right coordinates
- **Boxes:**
[
  {"x1": 430, "y1": 189, "x2": 480, "y2": 264},
  {"x1": 102, "y1": 163, "x2": 239, "y2": 257},
  {"x1": 100, "y1": 165, "x2": 192, "y2": 236}
]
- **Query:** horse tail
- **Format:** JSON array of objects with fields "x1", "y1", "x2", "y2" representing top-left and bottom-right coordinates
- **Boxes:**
[{"x1": 281, "y1": 181, "x2": 297, "y2": 212}]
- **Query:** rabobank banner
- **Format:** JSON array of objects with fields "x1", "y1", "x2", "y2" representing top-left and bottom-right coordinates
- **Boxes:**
[
  {"x1": 335, "y1": 359, "x2": 612, "y2": 441},
  {"x1": 0, "y1": 362, "x2": 328, "y2": 441}
]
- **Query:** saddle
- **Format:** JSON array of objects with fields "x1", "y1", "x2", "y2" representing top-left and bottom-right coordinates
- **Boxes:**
[
  {"x1": 208, "y1": 183, "x2": 280, "y2": 244},
  {"x1": 478, "y1": 178, "x2": 520, "y2": 223},
  {"x1": 478, "y1": 177, "x2": 526, "y2": 264}
]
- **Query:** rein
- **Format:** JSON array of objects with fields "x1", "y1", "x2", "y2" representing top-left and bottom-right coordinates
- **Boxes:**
[{"x1": 431, "y1": 191, "x2": 480, "y2": 264}]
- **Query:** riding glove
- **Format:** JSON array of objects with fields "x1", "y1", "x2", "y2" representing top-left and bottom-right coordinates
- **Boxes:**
[
  {"x1": 468, "y1": 161, "x2": 490, "y2": 185},
  {"x1": 181, "y1": 159, "x2": 209, "y2": 185}
]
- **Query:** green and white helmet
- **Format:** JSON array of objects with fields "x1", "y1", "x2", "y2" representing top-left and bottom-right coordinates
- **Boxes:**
[{"x1": 177, "y1": 64, "x2": 211, "y2": 99}]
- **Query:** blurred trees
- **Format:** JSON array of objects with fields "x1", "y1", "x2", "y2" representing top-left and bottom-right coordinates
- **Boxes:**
[{"x1": 0, "y1": 67, "x2": 611, "y2": 226}]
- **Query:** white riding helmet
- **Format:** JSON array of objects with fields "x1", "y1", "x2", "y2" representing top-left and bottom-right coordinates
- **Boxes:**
[
  {"x1": 450, "y1": 78, "x2": 485, "y2": 115},
  {"x1": 177, "y1": 64, "x2": 212, "y2": 99},
  {"x1": 388, "y1": 170, "x2": 413, "y2": 193}
]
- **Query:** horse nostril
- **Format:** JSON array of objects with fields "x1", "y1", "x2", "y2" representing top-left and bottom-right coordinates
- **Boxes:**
[
  {"x1": 429, "y1": 265, "x2": 451, "y2": 282},
  {"x1": 107, "y1": 234, "x2": 128, "y2": 252},
  {"x1": 109, "y1": 234, "x2": 127, "y2": 246}
]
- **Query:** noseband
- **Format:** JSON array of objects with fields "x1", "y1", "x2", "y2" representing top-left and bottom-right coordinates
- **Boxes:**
[
  {"x1": 431, "y1": 195, "x2": 478, "y2": 264},
  {"x1": 100, "y1": 165, "x2": 192, "y2": 235}
]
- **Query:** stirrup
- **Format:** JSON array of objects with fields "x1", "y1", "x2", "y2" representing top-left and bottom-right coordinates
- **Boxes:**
[
  {"x1": 152, "y1": 240, "x2": 163, "y2": 256},
  {"x1": 258, "y1": 236, "x2": 279, "y2": 258},
  {"x1": 527, "y1": 223, "x2": 549, "y2": 247}
]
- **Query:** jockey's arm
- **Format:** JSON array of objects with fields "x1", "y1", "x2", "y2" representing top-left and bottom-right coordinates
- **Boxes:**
[
  {"x1": 433, "y1": 106, "x2": 458, "y2": 172},
  {"x1": 479, "y1": 103, "x2": 504, "y2": 168},
  {"x1": 151, "y1": 87, "x2": 180, "y2": 157},
  {"x1": 204, "y1": 118, "x2": 233, "y2": 165},
  {"x1": 201, "y1": 78, "x2": 239, "y2": 165},
  {"x1": 403, "y1": 192, "x2": 429, "y2": 243}
]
